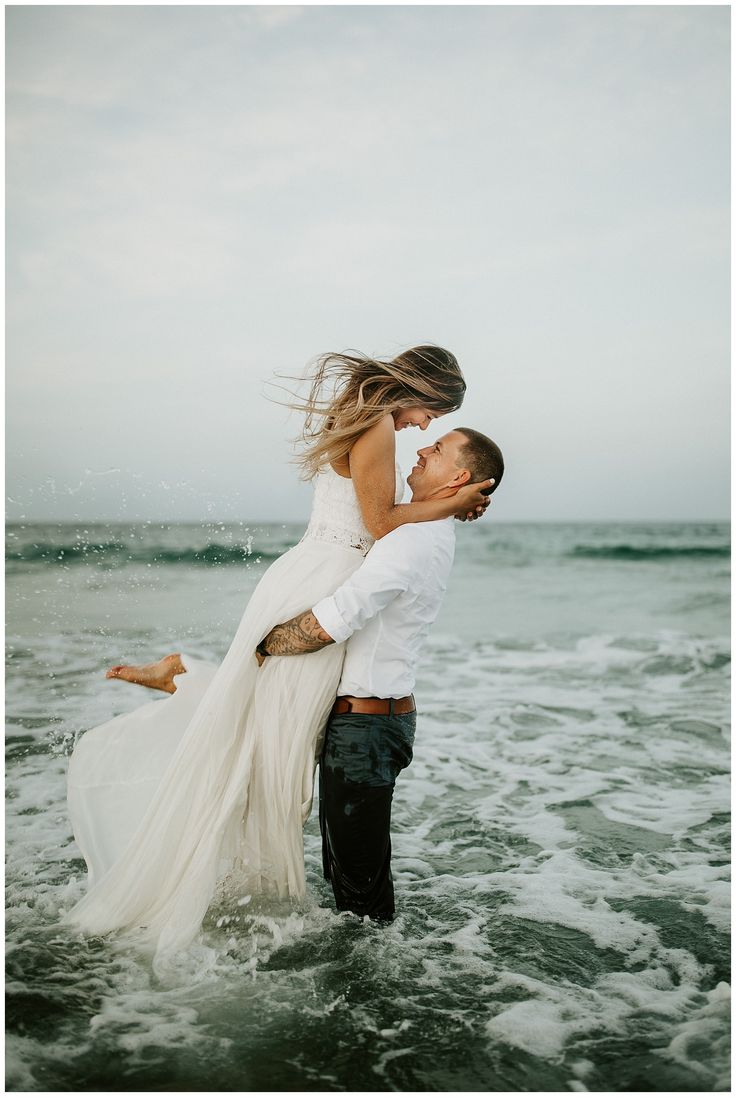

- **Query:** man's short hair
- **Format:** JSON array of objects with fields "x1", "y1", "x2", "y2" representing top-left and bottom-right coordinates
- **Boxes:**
[{"x1": 455, "y1": 428, "x2": 504, "y2": 494}]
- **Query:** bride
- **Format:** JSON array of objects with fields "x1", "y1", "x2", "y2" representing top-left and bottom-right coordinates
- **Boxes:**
[{"x1": 65, "y1": 346, "x2": 491, "y2": 958}]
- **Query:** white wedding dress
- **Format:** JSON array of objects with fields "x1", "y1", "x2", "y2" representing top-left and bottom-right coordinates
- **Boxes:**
[{"x1": 65, "y1": 464, "x2": 403, "y2": 959}]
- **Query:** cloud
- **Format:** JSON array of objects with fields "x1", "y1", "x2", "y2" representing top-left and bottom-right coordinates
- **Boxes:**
[{"x1": 5, "y1": 5, "x2": 729, "y2": 520}]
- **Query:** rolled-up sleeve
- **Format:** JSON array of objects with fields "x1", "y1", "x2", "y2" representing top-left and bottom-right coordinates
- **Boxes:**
[
  {"x1": 312, "y1": 528, "x2": 420, "y2": 642},
  {"x1": 311, "y1": 594, "x2": 354, "y2": 644}
]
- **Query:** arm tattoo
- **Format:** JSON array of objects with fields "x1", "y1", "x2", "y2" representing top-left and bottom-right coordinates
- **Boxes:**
[{"x1": 262, "y1": 610, "x2": 335, "y2": 657}]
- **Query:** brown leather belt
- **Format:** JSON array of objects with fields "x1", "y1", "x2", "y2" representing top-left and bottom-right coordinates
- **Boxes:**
[{"x1": 331, "y1": 694, "x2": 416, "y2": 716}]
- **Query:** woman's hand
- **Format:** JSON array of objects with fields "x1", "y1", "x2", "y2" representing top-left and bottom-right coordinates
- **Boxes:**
[{"x1": 453, "y1": 479, "x2": 494, "y2": 521}]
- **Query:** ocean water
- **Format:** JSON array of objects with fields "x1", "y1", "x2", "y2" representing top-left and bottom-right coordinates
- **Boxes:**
[{"x1": 5, "y1": 519, "x2": 730, "y2": 1092}]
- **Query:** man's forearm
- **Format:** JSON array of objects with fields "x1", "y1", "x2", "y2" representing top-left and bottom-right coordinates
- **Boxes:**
[{"x1": 261, "y1": 610, "x2": 335, "y2": 657}]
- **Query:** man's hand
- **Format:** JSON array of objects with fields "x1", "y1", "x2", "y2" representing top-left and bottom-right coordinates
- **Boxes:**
[{"x1": 255, "y1": 610, "x2": 335, "y2": 662}]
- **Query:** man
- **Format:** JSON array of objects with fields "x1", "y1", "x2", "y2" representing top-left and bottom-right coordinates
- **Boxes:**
[{"x1": 256, "y1": 427, "x2": 504, "y2": 921}]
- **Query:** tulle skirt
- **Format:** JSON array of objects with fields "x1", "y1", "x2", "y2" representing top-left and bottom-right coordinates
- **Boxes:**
[{"x1": 65, "y1": 536, "x2": 365, "y2": 959}]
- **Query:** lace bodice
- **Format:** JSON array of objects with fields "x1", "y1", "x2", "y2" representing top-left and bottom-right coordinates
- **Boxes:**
[{"x1": 301, "y1": 463, "x2": 405, "y2": 555}]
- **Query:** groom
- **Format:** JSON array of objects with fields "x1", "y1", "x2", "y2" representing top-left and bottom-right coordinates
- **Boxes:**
[{"x1": 256, "y1": 427, "x2": 504, "y2": 921}]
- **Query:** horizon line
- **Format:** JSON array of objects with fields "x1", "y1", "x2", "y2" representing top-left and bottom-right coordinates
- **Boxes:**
[{"x1": 5, "y1": 516, "x2": 731, "y2": 526}]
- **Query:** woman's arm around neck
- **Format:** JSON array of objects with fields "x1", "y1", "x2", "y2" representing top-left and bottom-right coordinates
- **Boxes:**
[{"x1": 349, "y1": 414, "x2": 458, "y2": 539}]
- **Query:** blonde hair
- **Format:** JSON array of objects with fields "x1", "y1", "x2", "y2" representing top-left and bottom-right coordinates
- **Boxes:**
[{"x1": 277, "y1": 346, "x2": 466, "y2": 480}]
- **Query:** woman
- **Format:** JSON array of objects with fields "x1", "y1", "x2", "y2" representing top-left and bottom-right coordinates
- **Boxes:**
[{"x1": 65, "y1": 346, "x2": 490, "y2": 959}]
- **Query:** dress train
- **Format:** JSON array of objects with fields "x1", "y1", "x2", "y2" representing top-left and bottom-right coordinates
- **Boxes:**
[{"x1": 64, "y1": 466, "x2": 401, "y2": 957}]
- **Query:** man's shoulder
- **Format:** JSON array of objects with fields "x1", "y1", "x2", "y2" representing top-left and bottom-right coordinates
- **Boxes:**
[{"x1": 378, "y1": 519, "x2": 455, "y2": 561}]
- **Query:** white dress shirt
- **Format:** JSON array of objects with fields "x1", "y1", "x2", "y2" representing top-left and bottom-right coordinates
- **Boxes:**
[{"x1": 312, "y1": 517, "x2": 456, "y2": 699}]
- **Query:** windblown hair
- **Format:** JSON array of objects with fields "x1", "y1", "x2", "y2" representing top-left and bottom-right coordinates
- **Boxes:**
[
  {"x1": 455, "y1": 428, "x2": 505, "y2": 494},
  {"x1": 281, "y1": 346, "x2": 466, "y2": 480}
]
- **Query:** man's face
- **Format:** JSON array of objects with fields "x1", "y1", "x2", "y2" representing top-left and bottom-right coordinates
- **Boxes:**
[{"x1": 406, "y1": 431, "x2": 469, "y2": 499}]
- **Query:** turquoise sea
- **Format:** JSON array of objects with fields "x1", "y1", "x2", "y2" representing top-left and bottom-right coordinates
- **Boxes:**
[{"x1": 5, "y1": 519, "x2": 730, "y2": 1091}]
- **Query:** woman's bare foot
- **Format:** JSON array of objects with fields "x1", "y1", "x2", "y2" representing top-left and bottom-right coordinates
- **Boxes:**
[{"x1": 106, "y1": 653, "x2": 187, "y2": 694}]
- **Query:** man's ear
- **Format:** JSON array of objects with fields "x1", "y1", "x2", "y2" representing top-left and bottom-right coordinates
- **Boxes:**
[{"x1": 450, "y1": 467, "x2": 472, "y2": 490}]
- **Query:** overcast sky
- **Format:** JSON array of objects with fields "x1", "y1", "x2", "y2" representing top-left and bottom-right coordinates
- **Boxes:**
[{"x1": 6, "y1": 4, "x2": 730, "y2": 523}]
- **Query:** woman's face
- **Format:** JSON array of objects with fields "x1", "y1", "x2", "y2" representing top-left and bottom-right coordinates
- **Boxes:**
[{"x1": 393, "y1": 407, "x2": 443, "y2": 431}]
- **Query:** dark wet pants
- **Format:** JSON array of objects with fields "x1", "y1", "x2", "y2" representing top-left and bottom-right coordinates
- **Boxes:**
[{"x1": 319, "y1": 709, "x2": 416, "y2": 921}]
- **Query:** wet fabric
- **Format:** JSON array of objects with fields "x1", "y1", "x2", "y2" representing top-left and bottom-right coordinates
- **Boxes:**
[
  {"x1": 65, "y1": 465, "x2": 403, "y2": 960},
  {"x1": 319, "y1": 710, "x2": 416, "y2": 920}
]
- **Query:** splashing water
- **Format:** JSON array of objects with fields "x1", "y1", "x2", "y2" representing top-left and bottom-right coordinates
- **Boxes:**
[{"x1": 6, "y1": 521, "x2": 730, "y2": 1090}]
